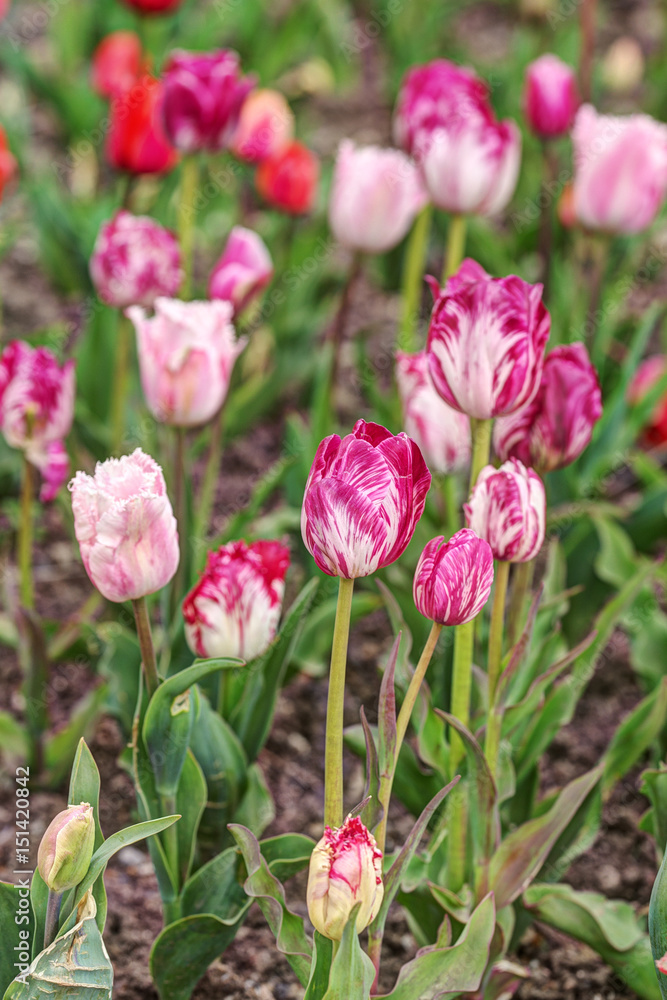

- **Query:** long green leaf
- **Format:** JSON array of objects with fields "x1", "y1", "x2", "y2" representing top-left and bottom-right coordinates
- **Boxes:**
[{"x1": 323, "y1": 906, "x2": 375, "y2": 1000}]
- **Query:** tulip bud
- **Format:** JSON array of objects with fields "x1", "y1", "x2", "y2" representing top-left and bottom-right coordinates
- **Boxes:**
[
  {"x1": 183, "y1": 539, "x2": 290, "y2": 661},
  {"x1": 601, "y1": 37, "x2": 644, "y2": 95},
  {"x1": 208, "y1": 226, "x2": 273, "y2": 318},
  {"x1": 122, "y1": 0, "x2": 182, "y2": 13},
  {"x1": 464, "y1": 459, "x2": 546, "y2": 563},
  {"x1": 301, "y1": 419, "x2": 431, "y2": 579},
  {"x1": 232, "y1": 88, "x2": 294, "y2": 163},
  {"x1": 38, "y1": 803, "x2": 95, "y2": 893},
  {"x1": 524, "y1": 54, "x2": 579, "y2": 139},
  {"x1": 628, "y1": 355, "x2": 667, "y2": 447},
  {"x1": 90, "y1": 211, "x2": 183, "y2": 310},
  {"x1": 91, "y1": 31, "x2": 143, "y2": 99},
  {"x1": 307, "y1": 816, "x2": 384, "y2": 941},
  {"x1": 414, "y1": 529, "x2": 494, "y2": 626},
  {"x1": 256, "y1": 141, "x2": 319, "y2": 215},
  {"x1": 107, "y1": 74, "x2": 177, "y2": 175}
]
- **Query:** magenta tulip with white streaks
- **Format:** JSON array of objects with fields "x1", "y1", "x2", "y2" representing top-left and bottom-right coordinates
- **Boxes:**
[
  {"x1": 414, "y1": 529, "x2": 494, "y2": 626},
  {"x1": 69, "y1": 449, "x2": 179, "y2": 603},
  {"x1": 396, "y1": 350, "x2": 470, "y2": 474},
  {"x1": 524, "y1": 54, "x2": 579, "y2": 138},
  {"x1": 183, "y1": 539, "x2": 290, "y2": 661},
  {"x1": 464, "y1": 459, "x2": 546, "y2": 563},
  {"x1": 301, "y1": 420, "x2": 431, "y2": 579},
  {"x1": 426, "y1": 259, "x2": 550, "y2": 420},
  {"x1": 90, "y1": 211, "x2": 183, "y2": 310},
  {"x1": 494, "y1": 344, "x2": 602, "y2": 471},
  {"x1": 208, "y1": 226, "x2": 273, "y2": 317}
]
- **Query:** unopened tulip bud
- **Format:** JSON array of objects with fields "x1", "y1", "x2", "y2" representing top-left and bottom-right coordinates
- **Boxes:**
[
  {"x1": 307, "y1": 816, "x2": 383, "y2": 941},
  {"x1": 524, "y1": 54, "x2": 579, "y2": 139},
  {"x1": 464, "y1": 459, "x2": 546, "y2": 563},
  {"x1": 414, "y1": 529, "x2": 494, "y2": 626},
  {"x1": 38, "y1": 803, "x2": 95, "y2": 893}
]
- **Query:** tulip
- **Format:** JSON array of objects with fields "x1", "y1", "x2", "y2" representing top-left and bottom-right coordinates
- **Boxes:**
[
  {"x1": 657, "y1": 952, "x2": 667, "y2": 975},
  {"x1": 208, "y1": 226, "x2": 273, "y2": 317},
  {"x1": 426, "y1": 259, "x2": 550, "y2": 421},
  {"x1": 256, "y1": 141, "x2": 319, "y2": 215},
  {"x1": 572, "y1": 104, "x2": 667, "y2": 233},
  {"x1": 91, "y1": 32, "x2": 143, "y2": 99},
  {"x1": 494, "y1": 343, "x2": 602, "y2": 471},
  {"x1": 161, "y1": 49, "x2": 254, "y2": 154},
  {"x1": 464, "y1": 459, "x2": 546, "y2": 563},
  {"x1": 107, "y1": 74, "x2": 178, "y2": 175},
  {"x1": 628, "y1": 355, "x2": 667, "y2": 447},
  {"x1": 183, "y1": 539, "x2": 290, "y2": 662},
  {"x1": 307, "y1": 816, "x2": 384, "y2": 941},
  {"x1": 127, "y1": 298, "x2": 245, "y2": 428},
  {"x1": 601, "y1": 37, "x2": 644, "y2": 94},
  {"x1": 0, "y1": 124, "x2": 17, "y2": 200},
  {"x1": 414, "y1": 529, "x2": 494, "y2": 626},
  {"x1": 90, "y1": 211, "x2": 183, "y2": 310},
  {"x1": 524, "y1": 54, "x2": 579, "y2": 139},
  {"x1": 301, "y1": 419, "x2": 431, "y2": 579},
  {"x1": 69, "y1": 448, "x2": 179, "y2": 603},
  {"x1": 395, "y1": 351, "x2": 471, "y2": 475},
  {"x1": 0, "y1": 341, "x2": 75, "y2": 501},
  {"x1": 38, "y1": 803, "x2": 95, "y2": 894},
  {"x1": 232, "y1": 88, "x2": 294, "y2": 163},
  {"x1": 122, "y1": 0, "x2": 182, "y2": 12}
]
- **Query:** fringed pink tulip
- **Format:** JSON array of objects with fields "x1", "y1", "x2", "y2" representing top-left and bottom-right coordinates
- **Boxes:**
[
  {"x1": 494, "y1": 344, "x2": 602, "y2": 471},
  {"x1": 232, "y1": 88, "x2": 294, "y2": 163},
  {"x1": 395, "y1": 351, "x2": 471, "y2": 474},
  {"x1": 414, "y1": 529, "x2": 494, "y2": 626},
  {"x1": 301, "y1": 420, "x2": 431, "y2": 579},
  {"x1": 307, "y1": 816, "x2": 383, "y2": 941},
  {"x1": 524, "y1": 55, "x2": 579, "y2": 139},
  {"x1": 208, "y1": 226, "x2": 273, "y2": 317},
  {"x1": 328, "y1": 140, "x2": 426, "y2": 254},
  {"x1": 69, "y1": 448, "x2": 179, "y2": 603},
  {"x1": 464, "y1": 459, "x2": 546, "y2": 563},
  {"x1": 572, "y1": 105, "x2": 667, "y2": 233},
  {"x1": 426, "y1": 259, "x2": 550, "y2": 420},
  {"x1": 91, "y1": 31, "x2": 143, "y2": 99},
  {"x1": 0, "y1": 341, "x2": 75, "y2": 501},
  {"x1": 183, "y1": 539, "x2": 290, "y2": 662},
  {"x1": 90, "y1": 211, "x2": 183, "y2": 310},
  {"x1": 128, "y1": 298, "x2": 245, "y2": 427},
  {"x1": 161, "y1": 50, "x2": 254, "y2": 154}
]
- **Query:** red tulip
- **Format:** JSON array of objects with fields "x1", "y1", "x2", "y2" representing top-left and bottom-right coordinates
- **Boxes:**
[
  {"x1": 92, "y1": 32, "x2": 144, "y2": 99},
  {"x1": 107, "y1": 74, "x2": 178, "y2": 175},
  {"x1": 255, "y1": 141, "x2": 319, "y2": 215},
  {"x1": 122, "y1": 0, "x2": 182, "y2": 13},
  {"x1": 0, "y1": 125, "x2": 17, "y2": 200}
]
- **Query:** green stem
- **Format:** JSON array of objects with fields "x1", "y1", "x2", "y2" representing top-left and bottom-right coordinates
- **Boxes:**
[
  {"x1": 447, "y1": 618, "x2": 474, "y2": 891},
  {"x1": 170, "y1": 427, "x2": 187, "y2": 622},
  {"x1": 162, "y1": 794, "x2": 179, "y2": 888},
  {"x1": 179, "y1": 157, "x2": 199, "y2": 299},
  {"x1": 441, "y1": 214, "x2": 467, "y2": 284},
  {"x1": 469, "y1": 418, "x2": 492, "y2": 490},
  {"x1": 132, "y1": 597, "x2": 160, "y2": 698},
  {"x1": 486, "y1": 560, "x2": 510, "y2": 705},
  {"x1": 111, "y1": 312, "x2": 132, "y2": 457},
  {"x1": 442, "y1": 474, "x2": 460, "y2": 539},
  {"x1": 324, "y1": 577, "x2": 355, "y2": 829},
  {"x1": 329, "y1": 253, "x2": 363, "y2": 403},
  {"x1": 196, "y1": 409, "x2": 224, "y2": 545},
  {"x1": 398, "y1": 203, "x2": 433, "y2": 351},
  {"x1": 44, "y1": 889, "x2": 62, "y2": 949},
  {"x1": 507, "y1": 559, "x2": 534, "y2": 648},
  {"x1": 19, "y1": 455, "x2": 34, "y2": 609}
]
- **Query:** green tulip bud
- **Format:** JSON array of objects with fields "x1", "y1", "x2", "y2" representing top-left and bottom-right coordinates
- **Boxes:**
[{"x1": 38, "y1": 802, "x2": 95, "y2": 893}]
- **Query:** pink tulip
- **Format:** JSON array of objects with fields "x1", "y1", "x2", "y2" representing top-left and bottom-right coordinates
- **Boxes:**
[
  {"x1": 208, "y1": 226, "x2": 273, "y2": 317},
  {"x1": 657, "y1": 952, "x2": 667, "y2": 975},
  {"x1": 127, "y1": 298, "x2": 245, "y2": 428},
  {"x1": 426, "y1": 259, "x2": 550, "y2": 420},
  {"x1": 328, "y1": 140, "x2": 427, "y2": 254},
  {"x1": 301, "y1": 420, "x2": 431, "y2": 579},
  {"x1": 572, "y1": 104, "x2": 667, "y2": 233},
  {"x1": 494, "y1": 344, "x2": 602, "y2": 471},
  {"x1": 464, "y1": 459, "x2": 546, "y2": 563},
  {"x1": 395, "y1": 351, "x2": 470, "y2": 474},
  {"x1": 524, "y1": 55, "x2": 579, "y2": 139},
  {"x1": 161, "y1": 49, "x2": 255, "y2": 154},
  {"x1": 90, "y1": 211, "x2": 183, "y2": 310},
  {"x1": 91, "y1": 31, "x2": 144, "y2": 99},
  {"x1": 0, "y1": 341, "x2": 75, "y2": 501},
  {"x1": 232, "y1": 88, "x2": 294, "y2": 163},
  {"x1": 69, "y1": 448, "x2": 179, "y2": 603},
  {"x1": 183, "y1": 539, "x2": 290, "y2": 661},
  {"x1": 414, "y1": 529, "x2": 494, "y2": 626},
  {"x1": 627, "y1": 355, "x2": 667, "y2": 447}
]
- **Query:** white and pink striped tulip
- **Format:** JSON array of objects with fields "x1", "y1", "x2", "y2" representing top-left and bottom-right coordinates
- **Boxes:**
[
  {"x1": 208, "y1": 226, "x2": 273, "y2": 317},
  {"x1": 524, "y1": 54, "x2": 579, "y2": 139},
  {"x1": 464, "y1": 459, "x2": 546, "y2": 563},
  {"x1": 301, "y1": 420, "x2": 431, "y2": 579},
  {"x1": 413, "y1": 529, "x2": 494, "y2": 626},
  {"x1": 90, "y1": 211, "x2": 183, "y2": 310}
]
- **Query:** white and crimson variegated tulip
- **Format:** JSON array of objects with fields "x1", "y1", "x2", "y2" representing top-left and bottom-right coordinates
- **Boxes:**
[
  {"x1": 396, "y1": 350, "x2": 471, "y2": 474},
  {"x1": 307, "y1": 816, "x2": 384, "y2": 941},
  {"x1": 426, "y1": 259, "x2": 550, "y2": 420},
  {"x1": 182, "y1": 539, "x2": 290, "y2": 662},
  {"x1": 90, "y1": 211, "x2": 183, "y2": 310},
  {"x1": 128, "y1": 298, "x2": 245, "y2": 427},
  {"x1": 494, "y1": 343, "x2": 602, "y2": 472},
  {"x1": 464, "y1": 459, "x2": 546, "y2": 563},
  {"x1": 414, "y1": 529, "x2": 494, "y2": 626},
  {"x1": 301, "y1": 420, "x2": 431, "y2": 579},
  {"x1": 0, "y1": 341, "x2": 75, "y2": 501},
  {"x1": 69, "y1": 448, "x2": 179, "y2": 603}
]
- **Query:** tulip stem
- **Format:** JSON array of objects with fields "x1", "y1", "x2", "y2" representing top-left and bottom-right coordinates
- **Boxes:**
[
  {"x1": 329, "y1": 254, "x2": 363, "y2": 401},
  {"x1": 170, "y1": 426, "x2": 187, "y2": 622},
  {"x1": 179, "y1": 157, "x2": 199, "y2": 300},
  {"x1": 485, "y1": 560, "x2": 510, "y2": 780},
  {"x1": 447, "y1": 617, "x2": 474, "y2": 891},
  {"x1": 441, "y1": 473, "x2": 460, "y2": 539},
  {"x1": 196, "y1": 409, "x2": 224, "y2": 546},
  {"x1": 162, "y1": 794, "x2": 180, "y2": 889},
  {"x1": 19, "y1": 454, "x2": 34, "y2": 609},
  {"x1": 507, "y1": 559, "x2": 534, "y2": 648},
  {"x1": 579, "y1": 0, "x2": 598, "y2": 103},
  {"x1": 132, "y1": 597, "x2": 160, "y2": 698},
  {"x1": 111, "y1": 312, "x2": 132, "y2": 457},
  {"x1": 44, "y1": 889, "x2": 62, "y2": 949},
  {"x1": 399, "y1": 203, "x2": 433, "y2": 351},
  {"x1": 469, "y1": 418, "x2": 492, "y2": 489},
  {"x1": 324, "y1": 576, "x2": 355, "y2": 829},
  {"x1": 441, "y1": 214, "x2": 466, "y2": 284}
]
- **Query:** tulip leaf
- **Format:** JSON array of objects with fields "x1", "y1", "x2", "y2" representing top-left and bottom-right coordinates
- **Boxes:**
[
  {"x1": 0, "y1": 712, "x2": 28, "y2": 758},
  {"x1": 132, "y1": 714, "x2": 180, "y2": 905},
  {"x1": 66, "y1": 739, "x2": 107, "y2": 932},
  {"x1": 260, "y1": 833, "x2": 316, "y2": 882},
  {"x1": 303, "y1": 933, "x2": 333, "y2": 1000},
  {"x1": 150, "y1": 912, "x2": 250, "y2": 1000},
  {"x1": 28, "y1": 871, "x2": 48, "y2": 963},
  {"x1": 323, "y1": 906, "x2": 375, "y2": 1000},
  {"x1": 640, "y1": 768, "x2": 667, "y2": 856},
  {"x1": 377, "y1": 635, "x2": 399, "y2": 781},
  {"x1": 0, "y1": 881, "x2": 33, "y2": 997},
  {"x1": 377, "y1": 893, "x2": 496, "y2": 1000},
  {"x1": 176, "y1": 750, "x2": 208, "y2": 886},
  {"x1": 233, "y1": 762, "x2": 275, "y2": 838},
  {"x1": 181, "y1": 845, "x2": 246, "y2": 920},
  {"x1": 229, "y1": 824, "x2": 312, "y2": 986},
  {"x1": 488, "y1": 766, "x2": 602, "y2": 909},
  {"x1": 602, "y1": 677, "x2": 667, "y2": 798},
  {"x1": 360, "y1": 707, "x2": 381, "y2": 831}
]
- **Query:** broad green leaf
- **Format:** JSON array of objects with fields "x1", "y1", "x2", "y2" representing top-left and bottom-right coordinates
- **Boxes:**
[
  {"x1": 260, "y1": 833, "x2": 316, "y2": 882},
  {"x1": 181, "y1": 846, "x2": 247, "y2": 921},
  {"x1": 593, "y1": 515, "x2": 639, "y2": 589},
  {"x1": 150, "y1": 913, "x2": 250, "y2": 1000},
  {"x1": 603, "y1": 678, "x2": 667, "y2": 797},
  {"x1": 360, "y1": 708, "x2": 381, "y2": 831},
  {"x1": 190, "y1": 695, "x2": 248, "y2": 850},
  {"x1": 323, "y1": 906, "x2": 375, "y2": 1000},
  {"x1": 233, "y1": 763, "x2": 275, "y2": 838},
  {"x1": 641, "y1": 768, "x2": 667, "y2": 858},
  {"x1": 0, "y1": 881, "x2": 32, "y2": 997},
  {"x1": 303, "y1": 933, "x2": 333, "y2": 1000},
  {"x1": 67, "y1": 739, "x2": 106, "y2": 931},
  {"x1": 28, "y1": 872, "x2": 47, "y2": 963},
  {"x1": 176, "y1": 750, "x2": 208, "y2": 886}
]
